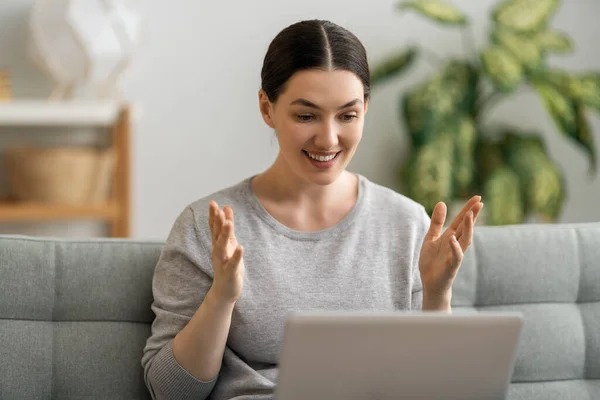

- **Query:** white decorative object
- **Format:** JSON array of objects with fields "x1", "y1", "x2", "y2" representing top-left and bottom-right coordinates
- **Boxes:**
[{"x1": 27, "y1": 0, "x2": 142, "y2": 100}]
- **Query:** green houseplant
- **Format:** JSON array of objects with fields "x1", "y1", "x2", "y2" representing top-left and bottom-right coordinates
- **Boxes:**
[{"x1": 370, "y1": 0, "x2": 599, "y2": 225}]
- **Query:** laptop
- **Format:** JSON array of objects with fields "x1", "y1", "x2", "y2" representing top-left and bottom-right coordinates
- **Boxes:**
[{"x1": 275, "y1": 310, "x2": 523, "y2": 400}]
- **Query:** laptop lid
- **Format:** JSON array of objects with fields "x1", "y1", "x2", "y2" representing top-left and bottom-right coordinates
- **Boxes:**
[{"x1": 275, "y1": 311, "x2": 523, "y2": 400}]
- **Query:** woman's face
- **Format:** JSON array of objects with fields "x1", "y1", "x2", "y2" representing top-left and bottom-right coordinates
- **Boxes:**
[{"x1": 259, "y1": 69, "x2": 368, "y2": 186}]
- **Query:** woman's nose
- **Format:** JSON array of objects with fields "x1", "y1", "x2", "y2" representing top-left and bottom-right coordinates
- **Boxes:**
[{"x1": 313, "y1": 121, "x2": 339, "y2": 150}]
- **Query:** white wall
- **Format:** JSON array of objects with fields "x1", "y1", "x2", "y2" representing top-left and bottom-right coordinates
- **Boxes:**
[{"x1": 0, "y1": 0, "x2": 599, "y2": 240}]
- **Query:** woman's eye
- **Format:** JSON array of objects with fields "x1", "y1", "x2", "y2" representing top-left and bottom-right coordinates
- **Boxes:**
[
  {"x1": 297, "y1": 114, "x2": 314, "y2": 122},
  {"x1": 341, "y1": 114, "x2": 358, "y2": 122}
]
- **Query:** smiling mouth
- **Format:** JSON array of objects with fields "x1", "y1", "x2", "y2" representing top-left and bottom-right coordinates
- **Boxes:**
[{"x1": 303, "y1": 150, "x2": 341, "y2": 162}]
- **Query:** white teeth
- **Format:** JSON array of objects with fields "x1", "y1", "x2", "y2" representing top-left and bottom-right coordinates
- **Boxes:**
[{"x1": 307, "y1": 152, "x2": 337, "y2": 162}]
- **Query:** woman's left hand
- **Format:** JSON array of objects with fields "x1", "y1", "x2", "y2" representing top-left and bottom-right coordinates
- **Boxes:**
[{"x1": 419, "y1": 196, "x2": 484, "y2": 308}]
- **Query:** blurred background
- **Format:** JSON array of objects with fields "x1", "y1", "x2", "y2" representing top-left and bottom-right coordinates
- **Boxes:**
[{"x1": 0, "y1": 0, "x2": 598, "y2": 241}]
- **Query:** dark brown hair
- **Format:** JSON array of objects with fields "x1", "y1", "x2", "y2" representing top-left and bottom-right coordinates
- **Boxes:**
[{"x1": 260, "y1": 20, "x2": 371, "y2": 103}]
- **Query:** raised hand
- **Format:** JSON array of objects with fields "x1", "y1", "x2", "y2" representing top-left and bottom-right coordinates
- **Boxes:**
[
  {"x1": 419, "y1": 196, "x2": 484, "y2": 304},
  {"x1": 208, "y1": 200, "x2": 245, "y2": 304}
]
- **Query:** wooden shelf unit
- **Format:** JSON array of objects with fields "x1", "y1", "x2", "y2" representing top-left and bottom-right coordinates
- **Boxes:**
[
  {"x1": 0, "y1": 100, "x2": 131, "y2": 237},
  {"x1": 0, "y1": 200, "x2": 119, "y2": 221}
]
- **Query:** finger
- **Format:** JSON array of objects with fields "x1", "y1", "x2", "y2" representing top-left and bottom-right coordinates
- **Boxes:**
[
  {"x1": 472, "y1": 202, "x2": 483, "y2": 223},
  {"x1": 449, "y1": 195, "x2": 481, "y2": 231},
  {"x1": 449, "y1": 196, "x2": 480, "y2": 231},
  {"x1": 457, "y1": 211, "x2": 474, "y2": 252},
  {"x1": 424, "y1": 202, "x2": 447, "y2": 241},
  {"x1": 214, "y1": 210, "x2": 225, "y2": 246},
  {"x1": 209, "y1": 201, "x2": 218, "y2": 241},
  {"x1": 215, "y1": 220, "x2": 233, "y2": 262},
  {"x1": 223, "y1": 206, "x2": 236, "y2": 240},
  {"x1": 449, "y1": 235, "x2": 464, "y2": 272},
  {"x1": 227, "y1": 245, "x2": 244, "y2": 270},
  {"x1": 456, "y1": 202, "x2": 483, "y2": 239},
  {"x1": 223, "y1": 206, "x2": 234, "y2": 223}
]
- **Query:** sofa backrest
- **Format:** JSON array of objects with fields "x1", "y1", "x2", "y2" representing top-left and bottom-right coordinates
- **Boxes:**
[
  {"x1": 1, "y1": 222, "x2": 599, "y2": 399},
  {"x1": 451, "y1": 222, "x2": 600, "y2": 400},
  {"x1": 0, "y1": 235, "x2": 162, "y2": 399}
]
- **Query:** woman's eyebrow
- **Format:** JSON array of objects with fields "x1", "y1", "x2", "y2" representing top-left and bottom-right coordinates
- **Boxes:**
[{"x1": 290, "y1": 98, "x2": 363, "y2": 110}]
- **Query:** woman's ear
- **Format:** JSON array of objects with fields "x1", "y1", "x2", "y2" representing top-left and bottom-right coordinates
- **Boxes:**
[{"x1": 258, "y1": 90, "x2": 275, "y2": 129}]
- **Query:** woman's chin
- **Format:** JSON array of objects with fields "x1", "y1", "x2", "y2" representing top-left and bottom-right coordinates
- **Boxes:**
[{"x1": 299, "y1": 165, "x2": 347, "y2": 186}]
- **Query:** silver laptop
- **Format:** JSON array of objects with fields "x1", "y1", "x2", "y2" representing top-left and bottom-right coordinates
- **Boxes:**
[{"x1": 275, "y1": 310, "x2": 523, "y2": 400}]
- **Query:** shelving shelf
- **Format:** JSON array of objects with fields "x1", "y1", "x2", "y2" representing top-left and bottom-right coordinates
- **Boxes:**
[
  {"x1": 0, "y1": 199, "x2": 118, "y2": 221},
  {"x1": 0, "y1": 100, "x2": 122, "y2": 126},
  {"x1": 0, "y1": 100, "x2": 131, "y2": 237}
]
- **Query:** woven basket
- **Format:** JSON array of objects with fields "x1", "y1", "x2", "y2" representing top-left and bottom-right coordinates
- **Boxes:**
[{"x1": 4, "y1": 146, "x2": 115, "y2": 204}]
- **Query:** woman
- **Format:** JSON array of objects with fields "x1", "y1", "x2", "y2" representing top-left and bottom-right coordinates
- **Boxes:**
[{"x1": 142, "y1": 19, "x2": 483, "y2": 400}]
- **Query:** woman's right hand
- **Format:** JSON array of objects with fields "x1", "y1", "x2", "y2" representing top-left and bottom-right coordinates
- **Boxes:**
[{"x1": 208, "y1": 200, "x2": 245, "y2": 305}]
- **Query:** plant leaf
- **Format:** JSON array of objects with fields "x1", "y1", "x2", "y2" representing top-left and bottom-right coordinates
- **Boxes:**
[
  {"x1": 528, "y1": 160, "x2": 566, "y2": 221},
  {"x1": 371, "y1": 47, "x2": 417, "y2": 86},
  {"x1": 401, "y1": 61, "x2": 477, "y2": 146},
  {"x1": 476, "y1": 138, "x2": 506, "y2": 185},
  {"x1": 398, "y1": 0, "x2": 468, "y2": 25},
  {"x1": 532, "y1": 30, "x2": 573, "y2": 54},
  {"x1": 483, "y1": 166, "x2": 525, "y2": 225},
  {"x1": 442, "y1": 61, "x2": 479, "y2": 115},
  {"x1": 568, "y1": 73, "x2": 600, "y2": 111},
  {"x1": 574, "y1": 104, "x2": 597, "y2": 174},
  {"x1": 534, "y1": 80, "x2": 596, "y2": 172},
  {"x1": 534, "y1": 80, "x2": 577, "y2": 136},
  {"x1": 543, "y1": 69, "x2": 600, "y2": 111},
  {"x1": 492, "y1": 28, "x2": 544, "y2": 71},
  {"x1": 492, "y1": 0, "x2": 560, "y2": 33},
  {"x1": 453, "y1": 116, "x2": 477, "y2": 196},
  {"x1": 426, "y1": 61, "x2": 478, "y2": 119},
  {"x1": 502, "y1": 131, "x2": 550, "y2": 186},
  {"x1": 540, "y1": 68, "x2": 571, "y2": 88},
  {"x1": 401, "y1": 89, "x2": 437, "y2": 146},
  {"x1": 502, "y1": 133, "x2": 566, "y2": 219},
  {"x1": 481, "y1": 46, "x2": 523, "y2": 93},
  {"x1": 405, "y1": 132, "x2": 455, "y2": 214}
]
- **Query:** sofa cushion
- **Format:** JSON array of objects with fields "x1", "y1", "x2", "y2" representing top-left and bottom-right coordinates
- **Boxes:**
[
  {"x1": 452, "y1": 222, "x2": 600, "y2": 400},
  {"x1": 0, "y1": 235, "x2": 163, "y2": 399}
]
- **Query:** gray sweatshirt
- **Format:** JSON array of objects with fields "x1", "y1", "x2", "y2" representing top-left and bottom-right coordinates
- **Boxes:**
[{"x1": 141, "y1": 173, "x2": 430, "y2": 400}]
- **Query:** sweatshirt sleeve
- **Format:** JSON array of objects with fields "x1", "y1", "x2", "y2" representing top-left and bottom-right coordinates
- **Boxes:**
[
  {"x1": 141, "y1": 206, "x2": 218, "y2": 400},
  {"x1": 411, "y1": 206, "x2": 430, "y2": 311}
]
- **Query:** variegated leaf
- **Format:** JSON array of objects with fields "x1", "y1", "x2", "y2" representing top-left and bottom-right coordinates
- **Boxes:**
[
  {"x1": 574, "y1": 104, "x2": 597, "y2": 174},
  {"x1": 528, "y1": 160, "x2": 566, "y2": 220},
  {"x1": 476, "y1": 138, "x2": 505, "y2": 184},
  {"x1": 401, "y1": 88, "x2": 437, "y2": 146},
  {"x1": 401, "y1": 61, "x2": 477, "y2": 146},
  {"x1": 453, "y1": 116, "x2": 477, "y2": 195},
  {"x1": 371, "y1": 47, "x2": 417, "y2": 86},
  {"x1": 493, "y1": 0, "x2": 560, "y2": 33},
  {"x1": 503, "y1": 133, "x2": 566, "y2": 218},
  {"x1": 568, "y1": 73, "x2": 600, "y2": 111},
  {"x1": 483, "y1": 166, "x2": 525, "y2": 225},
  {"x1": 481, "y1": 46, "x2": 523, "y2": 92},
  {"x1": 534, "y1": 81, "x2": 577, "y2": 137},
  {"x1": 405, "y1": 132, "x2": 455, "y2": 214},
  {"x1": 541, "y1": 68, "x2": 571, "y2": 89},
  {"x1": 543, "y1": 70, "x2": 600, "y2": 111},
  {"x1": 442, "y1": 61, "x2": 479, "y2": 114},
  {"x1": 503, "y1": 132, "x2": 549, "y2": 175},
  {"x1": 398, "y1": 0, "x2": 468, "y2": 25},
  {"x1": 492, "y1": 28, "x2": 543, "y2": 71},
  {"x1": 533, "y1": 30, "x2": 573, "y2": 53},
  {"x1": 534, "y1": 80, "x2": 596, "y2": 172}
]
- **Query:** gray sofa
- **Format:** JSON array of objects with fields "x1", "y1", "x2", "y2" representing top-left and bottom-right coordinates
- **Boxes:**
[{"x1": 1, "y1": 222, "x2": 599, "y2": 399}]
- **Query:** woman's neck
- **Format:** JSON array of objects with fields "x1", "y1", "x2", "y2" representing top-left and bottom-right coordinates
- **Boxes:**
[{"x1": 251, "y1": 154, "x2": 359, "y2": 231}]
